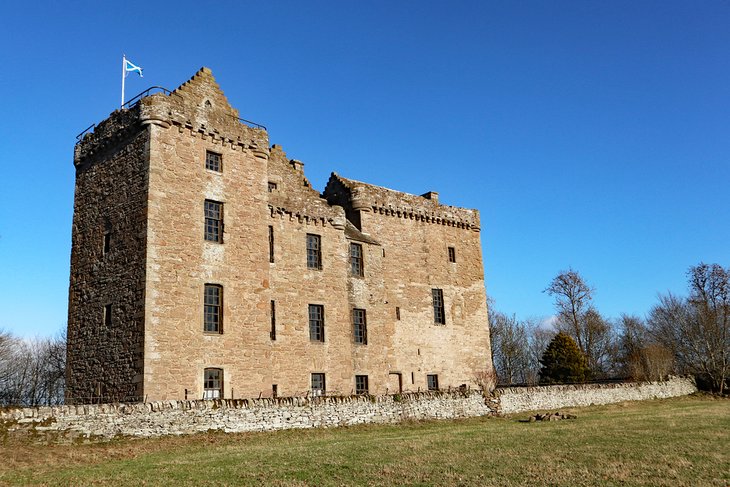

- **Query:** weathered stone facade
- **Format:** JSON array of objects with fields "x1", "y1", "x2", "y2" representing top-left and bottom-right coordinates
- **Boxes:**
[{"x1": 66, "y1": 68, "x2": 492, "y2": 403}]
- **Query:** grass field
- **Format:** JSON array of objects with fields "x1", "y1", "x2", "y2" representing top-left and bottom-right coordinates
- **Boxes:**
[{"x1": 1, "y1": 395, "x2": 728, "y2": 486}]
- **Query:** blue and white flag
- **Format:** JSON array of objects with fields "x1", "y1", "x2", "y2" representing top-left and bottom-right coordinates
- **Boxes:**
[{"x1": 124, "y1": 58, "x2": 143, "y2": 77}]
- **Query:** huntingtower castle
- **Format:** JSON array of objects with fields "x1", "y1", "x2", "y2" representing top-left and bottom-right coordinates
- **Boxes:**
[{"x1": 66, "y1": 68, "x2": 492, "y2": 403}]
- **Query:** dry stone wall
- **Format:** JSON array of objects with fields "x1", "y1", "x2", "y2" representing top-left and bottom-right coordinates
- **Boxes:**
[
  {"x1": 495, "y1": 376, "x2": 697, "y2": 414},
  {"x1": 1, "y1": 378, "x2": 696, "y2": 442}
]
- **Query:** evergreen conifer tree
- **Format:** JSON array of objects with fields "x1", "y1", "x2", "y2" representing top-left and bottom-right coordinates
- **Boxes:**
[{"x1": 539, "y1": 332, "x2": 591, "y2": 384}]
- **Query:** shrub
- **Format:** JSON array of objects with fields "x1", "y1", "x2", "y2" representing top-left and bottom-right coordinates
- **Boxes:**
[{"x1": 539, "y1": 332, "x2": 591, "y2": 384}]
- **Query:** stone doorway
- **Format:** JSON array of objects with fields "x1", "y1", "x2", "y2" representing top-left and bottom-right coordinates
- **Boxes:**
[{"x1": 388, "y1": 372, "x2": 402, "y2": 393}]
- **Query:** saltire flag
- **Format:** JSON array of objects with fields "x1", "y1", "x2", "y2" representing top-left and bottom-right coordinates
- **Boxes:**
[{"x1": 125, "y1": 58, "x2": 143, "y2": 77}]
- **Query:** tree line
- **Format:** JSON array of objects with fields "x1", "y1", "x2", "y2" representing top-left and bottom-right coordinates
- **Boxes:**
[
  {"x1": 490, "y1": 263, "x2": 729, "y2": 393},
  {"x1": 0, "y1": 329, "x2": 66, "y2": 406}
]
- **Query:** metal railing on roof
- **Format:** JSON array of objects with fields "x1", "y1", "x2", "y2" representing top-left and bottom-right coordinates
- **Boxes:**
[
  {"x1": 76, "y1": 85, "x2": 267, "y2": 141},
  {"x1": 122, "y1": 86, "x2": 172, "y2": 109}
]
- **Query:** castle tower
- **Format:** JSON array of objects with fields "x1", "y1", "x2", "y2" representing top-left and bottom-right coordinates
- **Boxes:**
[{"x1": 66, "y1": 68, "x2": 492, "y2": 403}]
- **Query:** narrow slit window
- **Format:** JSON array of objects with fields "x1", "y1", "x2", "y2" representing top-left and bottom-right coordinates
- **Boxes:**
[
  {"x1": 270, "y1": 300, "x2": 276, "y2": 340},
  {"x1": 272, "y1": 384, "x2": 278, "y2": 398},
  {"x1": 103, "y1": 231, "x2": 111, "y2": 255},
  {"x1": 396, "y1": 307, "x2": 401, "y2": 321},
  {"x1": 268, "y1": 225, "x2": 275, "y2": 263},
  {"x1": 103, "y1": 304, "x2": 112, "y2": 326}
]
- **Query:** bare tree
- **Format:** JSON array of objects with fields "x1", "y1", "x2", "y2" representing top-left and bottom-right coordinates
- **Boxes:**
[
  {"x1": 617, "y1": 314, "x2": 672, "y2": 381},
  {"x1": 545, "y1": 269, "x2": 616, "y2": 376},
  {"x1": 648, "y1": 263, "x2": 730, "y2": 393},
  {"x1": 489, "y1": 311, "x2": 530, "y2": 384},
  {"x1": 0, "y1": 329, "x2": 66, "y2": 407},
  {"x1": 525, "y1": 319, "x2": 556, "y2": 385},
  {"x1": 544, "y1": 269, "x2": 594, "y2": 353}
]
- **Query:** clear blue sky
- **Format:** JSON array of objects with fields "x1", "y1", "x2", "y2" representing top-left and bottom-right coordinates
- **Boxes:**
[{"x1": 1, "y1": 1, "x2": 728, "y2": 338}]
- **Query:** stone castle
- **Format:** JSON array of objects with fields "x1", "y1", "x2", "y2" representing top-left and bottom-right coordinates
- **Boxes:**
[{"x1": 66, "y1": 68, "x2": 492, "y2": 403}]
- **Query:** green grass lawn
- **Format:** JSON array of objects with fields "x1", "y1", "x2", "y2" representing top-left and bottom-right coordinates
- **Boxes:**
[{"x1": 1, "y1": 395, "x2": 728, "y2": 486}]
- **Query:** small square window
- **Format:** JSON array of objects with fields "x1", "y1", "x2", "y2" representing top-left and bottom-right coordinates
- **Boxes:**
[
  {"x1": 268, "y1": 181, "x2": 278, "y2": 192},
  {"x1": 355, "y1": 375, "x2": 369, "y2": 395},
  {"x1": 311, "y1": 373, "x2": 326, "y2": 396},
  {"x1": 306, "y1": 234, "x2": 322, "y2": 270},
  {"x1": 350, "y1": 243, "x2": 364, "y2": 277},
  {"x1": 448, "y1": 246, "x2": 456, "y2": 263},
  {"x1": 427, "y1": 374, "x2": 439, "y2": 391},
  {"x1": 206, "y1": 151, "x2": 222, "y2": 172},
  {"x1": 309, "y1": 304, "x2": 324, "y2": 342},
  {"x1": 204, "y1": 368, "x2": 223, "y2": 399}
]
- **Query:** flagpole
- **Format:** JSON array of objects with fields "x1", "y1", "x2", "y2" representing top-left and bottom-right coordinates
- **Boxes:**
[{"x1": 121, "y1": 54, "x2": 126, "y2": 108}]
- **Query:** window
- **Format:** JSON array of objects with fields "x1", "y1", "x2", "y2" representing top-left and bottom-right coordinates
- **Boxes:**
[
  {"x1": 432, "y1": 288, "x2": 445, "y2": 324},
  {"x1": 204, "y1": 284, "x2": 223, "y2": 333},
  {"x1": 103, "y1": 231, "x2": 111, "y2": 255},
  {"x1": 427, "y1": 374, "x2": 439, "y2": 391},
  {"x1": 350, "y1": 243, "x2": 364, "y2": 277},
  {"x1": 353, "y1": 308, "x2": 367, "y2": 344},
  {"x1": 205, "y1": 151, "x2": 222, "y2": 172},
  {"x1": 203, "y1": 368, "x2": 223, "y2": 399},
  {"x1": 355, "y1": 375, "x2": 369, "y2": 395},
  {"x1": 311, "y1": 373, "x2": 326, "y2": 396},
  {"x1": 272, "y1": 384, "x2": 278, "y2": 398},
  {"x1": 268, "y1": 225, "x2": 275, "y2": 263},
  {"x1": 268, "y1": 181, "x2": 277, "y2": 192},
  {"x1": 306, "y1": 234, "x2": 322, "y2": 270},
  {"x1": 270, "y1": 300, "x2": 276, "y2": 340},
  {"x1": 204, "y1": 200, "x2": 224, "y2": 243},
  {"x1": 396, "y1": 307, "x2": 401, "y2": 321},
  {"x1": 448, "y1": 246, "x2": 456, "y2": 263},
  {"x1": 308, "y1": 304, "x2": 324, "y2": 342},
  {"x1": 103, "y1": 304, "x2": 112, "y2": 326}
]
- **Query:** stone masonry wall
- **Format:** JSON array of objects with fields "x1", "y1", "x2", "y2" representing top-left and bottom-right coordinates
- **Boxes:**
[
  {"x1": 1, "y1": 378, "x2": 696, "y2": 442},
  {"x1": 495, "y1": 376, "x2": 697, "y2": 414},
  {"x1": 67, "y1": 104, "x2": 150, "y2": 403}
]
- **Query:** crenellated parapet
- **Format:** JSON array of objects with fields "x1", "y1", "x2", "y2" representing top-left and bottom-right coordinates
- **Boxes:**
[
  {"x1": 324, "y1": 173, "x2": 481, "y2": 231},
  {"x1": 267, "y1": 144, "x2": 346, "y2": 229},
  {"x1": 74, "y1": 67, "x2": 270, "y2": 167}
]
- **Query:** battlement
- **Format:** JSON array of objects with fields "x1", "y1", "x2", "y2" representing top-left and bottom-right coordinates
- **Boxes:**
[
  {"x1": 74, "y1": 68, "x2": 269, "y2": 166},
  {"x1": 324, "y1": 173, "x2": 481, "y2": 231}
]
